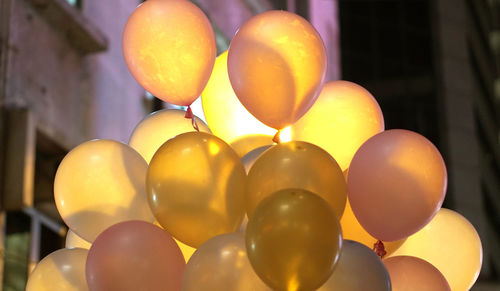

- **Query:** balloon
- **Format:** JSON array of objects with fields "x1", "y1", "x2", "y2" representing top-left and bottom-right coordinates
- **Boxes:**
[
  {"x1": 147, "y1": 132, "x2": 246, "y2": 247},
  {"x1": 154, "y1": 220, "x2": 196, "y2": 263},
  {"x1": 246, "y1": 141, "x2": 346, "y2": 218},
  {"x1": 182, "y1": 233, "x2": 271, "y2": 291},
  {"x1": 65, "y1": 230, "x2": 92, "y2": 250},
  {"x1": 129, "y1": 109, "x2": 210, "y2": 163},
  {"x1": 54, "y1": 140, "x2": 154, "y2": 242},
  {"x1": 26, "y1": 248, "x2": 88, "y2": 291},
  {"x1": 228, "y1": 10, "x2": 327, "y2": 129},
  {"x1": 201, "y1": 51, "x2": 275, "y2": 146},
  {"x1": 123, "y1": 0, "x2": 216, "y2": 105},
  {"x1": 388, "y1": 208, "x2": 482, "y2": 291},
  {"x1": 347, "y1": 129, "x2": 447, "y2": 241},
  {"x1": 292, "y1": 80, "x2": 384, "y2": 171},
  {"x1": 317, "y1": 240, "x2": 390, "y2": 291},
  {"x1": 229, "y1": 134, "x2": 274, "y2": 158},
  {"x1": 241, "y1": 145, "x2": 272, "y2": 173},
  {"x1": 86, "y1": 221, "x2": 185, "y2": 291},
  {"x1": 246, "y1": 188, "x2": 342, "y2": 291},
  {"x1": 384, "y1": 256, "x2": 450, "y2": 291}
]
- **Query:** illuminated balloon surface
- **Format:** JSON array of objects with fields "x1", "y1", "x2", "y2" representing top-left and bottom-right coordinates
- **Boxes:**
[
  {"x1": 241, "y1": 145, "x2": 272, "y2": 173},
  {"x1": 26, "y1": 248, "x2": 89, "y2": 291},
  {"x1": 129, "y1": 109, "x2": 210, "y2": 163},
  {"x1": 246, "y1": 141, "x2": 346, "y2": 218},
  {"x1": 201, "y1": 51, "x2": 274, "y2": 146},
  {"x1": 292, "y1": 80, "x2": 384, "y2": 170},
  {"x1": 54, "y1": 140, "x2": 154, "y2": 242},
  {"x1": 123, "y1": 0, "x2": 216, "y2": 105},
  {"x1": 317, "y1": 240, "x2": 390, "y2": 291},
  {"x1": 228, "y1": 10, "x2": 327, "y2": 129},
  {"x1": 388, "y1": 208, "x2": 482, "y2": 291},
  {"x1": 182, "y1": 233, "x2": 271, "y2": 291},
  {"x1": 246, "y1": 188, "x2": 342, "y2": 291},
  {"x1": 384, "y1": 256, "x2": 450, "y2": 291},
  {"x1": 86, "y1": 221, "x2": 185, "y2": 291},
  {"x1": 154, "y1": 220, "x2": 196, "y2": 263},
  {"x1": 65, "y1": 230, "x2": 91, "y2": 250},
  {"x1": 347, "y1": 129, "x2": 447, "y2": 241},
  {"x1": 147, "y1": 132, "x2": 246, "y2": 247}
]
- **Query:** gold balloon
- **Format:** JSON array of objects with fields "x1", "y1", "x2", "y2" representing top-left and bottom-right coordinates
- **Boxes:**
[
  {"x1": 54, "y1": 140, "x2": 154, "y2": 242},
  {"x1": 241, "y1": 145, "x2": 272, "y2": 173},
  {"x1": 65, "y1": 230, "x2": 92, "y2": 250},
  {"x1": 347, "y1": 129, "x2": 447, "y2": 241},
  {"x1": 147, "y1": 132, "x2": 246, "y2": 247},
  {"x1": 129, "y1": 109, "x2": 210, "y2": 163},
  {"x1": 228, "y1": 10, "x2": 327, "y2": 129},
  {"x1": 201, "y1": 51, "x2": 275, "y2": 146},
  {"x1": 246, "y1": 188, "x2": 342, "y2": 291},
  {"x1": 182, "y1": 233, "x2": 271, "y2": 291},
  {"x1": 317, "y1": 240, "x2": 390, "y2": 291},
  {"x1": 387, "y1": 208, "x2": 482, "y2": 291},
  {"x1": 246, "y1": 141, "x2": 346, "y2": 218},
  {"x1": 384, "y1": 256, "x2": 450, "y2": 291},
  {"x1": 154, "y1": 220, "x2": 196, "y2": 263},
  {"x1": 26, "y1": 248, "x2": 89, "y2": 291},
  {"x1": 123, "y1": 0, "x2": 216, "y2": 105},
  {"x1": 229, "y1": 134, "x2": 274, "y2": 158},
  {"x1": 292, "y1": 80, "x2": 384, "y2": 171}
]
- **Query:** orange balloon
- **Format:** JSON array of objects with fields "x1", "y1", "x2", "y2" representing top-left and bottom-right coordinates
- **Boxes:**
[
  {"x1": 292, "y1": 81, "x2": 384, "y2": 171},
  {"x1": 384, "y1": 256, "x2": 450, "y2": 291},
  {"x1": 246, "y1": 141, "x2": 346, "y2": 218},
  {"x1": 228, "y1": 10, "x2": 327, "y2": 129},
  {"x1": 123, "y1": 0, "x2": 216, "y2": 105},
  {"x1": 86, "y1": 221, "x2": 185, "y2": 291},
  {"x1": 347, "y1": 129, "x2": 447, "y2": 241}
]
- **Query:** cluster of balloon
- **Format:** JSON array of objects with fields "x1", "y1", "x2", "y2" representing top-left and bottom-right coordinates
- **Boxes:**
[{"x1": 26, "y1": 1, "x2": 483, "y2": 291}]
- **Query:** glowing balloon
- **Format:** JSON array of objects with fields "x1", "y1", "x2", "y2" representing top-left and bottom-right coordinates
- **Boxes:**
[
  {"x1": 26, "y1": 248, "x2": 88, "y2": 291},
  {"x1": 228, "y1": 10, "x2": 327, "y2": 129},
  {"x1": 201, "y1": 51, "x2": 275, "y2": 146},
  {"x1": 154, "y1": 220, "x2": 196, "y2": 263},
  {"x1": 123, "y1": 0, "x2": 216, "y2": 105},
  {"x1": 246, "y1": 188, "x2": 342, "y2": 291},
  {"x1": 317, "y1": 240, "x2": 390, "y2": 291},
  {"x1": 182, "y1": 233, "x2": 271, "y2": 291},
  {"x1": 292, "y1": 80, "x2": 384, "y2": 171},
  {"x1": 384, "y1": 256, "x2": 450, "y2": 291},
  {"x1": 65, "y1": 230, "x2": 91, "y2": 250},
  {"x1": 86, "y1": 221, "x2": 185, "y2": 291},
  {"x1": 388, "y1": 208, "x2": 482, "y2": 291},
  {"x1": 54, "y1": 140, "x2": 154, "y2": 242},
  {"x1": 147, "y1": 132, "x2": 246, "y2": 247},
  {"x1": 241, "y1": 145, "x2": 271, "y2": 173},
  {"x1": 246, "y1": 141, "x2": 346, "y2": 218},
  {"x1": 229, "y1": 134, "x2": 274, "y2": 158},
  {"x1": 129, "y1": 109, "x2": 210, "y2": 163},
  {"x1": 347, "y1": 129, "x2": 447, "y2": 241}
]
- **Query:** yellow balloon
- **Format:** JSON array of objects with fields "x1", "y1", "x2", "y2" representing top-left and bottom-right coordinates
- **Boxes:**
[
  {"x1": 54, "y1": 140, "x2": 154, "y2": 242},
  {"x1": 129, "y1": 109, "x2": 210, "y2": 163},
  {"x1": 241, "y1": 145, "x2": 271, "y2": 173},
  {"x1": 147, "y1": 132, "x2": 246, "y2": 248},
  {"x1": 65, "y1": 230, "x2": 92, "y2": 250},
  {"x1": 182, "y1": 233, "x2": 271, "y2": 291},
  {"x1": 387, "y1": 208, "x2": 482, "y2": 291},
  {"x1": 229, "y1": 134, "x2": 274, "y2": 158},
  {"x1": 246, "y1": 188, "x2": 342, "y2": 291},
  {"x1": 246, "y1": 141, "x2": 346, "y2": 218},
  {"x1": 317, "y1": 240, "x2": 390, "y2": 291},
  {"x1": 154, "y1": 220, "x2": 196, "y2": 263},
  {"x1": 26, "y1": 248, "x2": 89, "y2": 291},
  {"x1": 123, "y1": 0, "x2": 216, "y2": 105},
  {"x1": 292, "y1": 80, "x2": 384, "y2": 171},
  {"x1": 201, "y1": 51, "x2": 275, "y2": 146},
  {"x1": 228, "y1": 10, "x2": 327, "y2": 129}
]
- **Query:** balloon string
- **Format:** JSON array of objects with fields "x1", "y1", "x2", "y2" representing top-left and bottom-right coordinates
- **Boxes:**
[
  {"x1": 373, "y1": 240, "x2": 387, "y2": 259},
  {"x1": 185, "y1": 105, "x2": 199, "y2": 132},
  {"x1": 272, "y1": 130, "x2": 281, "y2": 144}
]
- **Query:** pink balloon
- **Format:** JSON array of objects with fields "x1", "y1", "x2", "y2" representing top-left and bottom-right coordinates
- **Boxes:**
[
  {"x1": 86, "y1": 221, "x2": 185, "y2": 291},
  {"x1": 347, "y1": 129, "x2": 447, "y2": 241}
]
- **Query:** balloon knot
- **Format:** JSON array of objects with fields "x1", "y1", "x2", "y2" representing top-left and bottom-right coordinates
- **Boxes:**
[
  {"x1": 184, "y1": 106, "x2": 199, "y2": 131},
  {"x1": 373, "y1": 240, "x2": 387, "y2": 259},
  {"x1": 272, "y1": 130, "x2": 281, "y2": 144}
]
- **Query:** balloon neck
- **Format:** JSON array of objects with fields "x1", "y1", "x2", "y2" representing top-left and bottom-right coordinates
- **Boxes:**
[
  {"x1": 185, "y1": 105, "x2": 199, "y2": 131},
  {"x1": 272, "y1": 130, "x2": 281, "y2": 144},
  {"x1": 373, "y1": 240, "x2": 387, "y2": 259}
]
